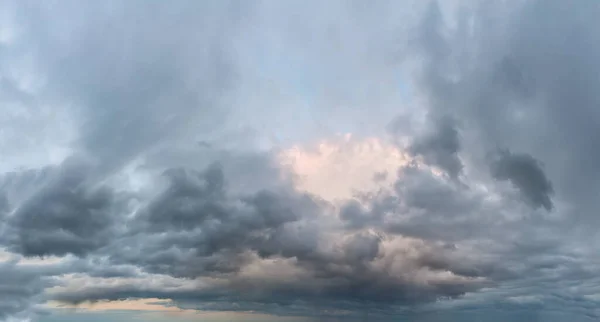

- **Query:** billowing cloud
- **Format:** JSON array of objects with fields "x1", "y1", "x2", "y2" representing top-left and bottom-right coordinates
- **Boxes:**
[
  {"x1": 1, "y1": 157, "x2": 123, "y2": 257},
  {"x1": 279, "y1": 135, "x2": 409, "y2": 200},
  {"x1": 0, "y1": 0, "x2": 599, "y2": 322}
]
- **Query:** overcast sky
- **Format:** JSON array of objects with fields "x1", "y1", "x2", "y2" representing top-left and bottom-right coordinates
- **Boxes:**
[{"x1": 1, "y1": 0, "x2": 600, "y2": 321}]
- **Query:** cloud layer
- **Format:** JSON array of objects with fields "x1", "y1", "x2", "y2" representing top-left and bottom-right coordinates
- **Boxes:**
[{"x1": 0, "y1": 0, "x2": 600, "y2": 321}]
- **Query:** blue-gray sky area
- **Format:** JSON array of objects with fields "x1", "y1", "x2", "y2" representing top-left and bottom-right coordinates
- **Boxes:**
[{"x1": 1, "y1": 0, "x2": 600, "y2": 321}]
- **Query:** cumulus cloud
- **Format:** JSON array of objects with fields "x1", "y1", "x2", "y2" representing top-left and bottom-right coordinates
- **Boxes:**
[
  {"x1": 1, "y1": 157, "x2": 124, "y2": 257},
  {"x1": 0, "y1": 0, "x2": 599, "y2": 321}
]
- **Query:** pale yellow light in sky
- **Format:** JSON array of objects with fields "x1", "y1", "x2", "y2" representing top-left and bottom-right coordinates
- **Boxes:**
[
  {"x1": 47, "y1": 299, "x2": 311, "y2": 321},
  {"x1": 47, "y1": 298, "x2": 181, "y2": 312},
  {"x1": 279, "y1": 133, "x2": 409, "y2": 201}
]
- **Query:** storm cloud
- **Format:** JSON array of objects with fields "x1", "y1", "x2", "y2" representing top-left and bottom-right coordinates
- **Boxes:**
[
  {"x1": 489, "y1": 149, "x2": 554, "y2": 211},
  {"x1": 0, "y1": 0, "x2": 599, "y2": 321},
  {"x1": 0, "y1": 262, "x2": 49, "y2": 321}
]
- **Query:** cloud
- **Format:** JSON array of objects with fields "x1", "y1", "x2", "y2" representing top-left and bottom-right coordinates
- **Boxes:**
[
  {"x1": 408, "y1": 116, "x2": 463, "y2": 179},
  {"x1": 413, "y1": 0, "x2": 599, "y2": 215},
  {"x1": 39, "y1": 159, "x2": 483, "y2": 316},
  {"x1": 279, "y1": 135, "x2": 409, "y2": 200},
  {"x1": 0, "y1": 0, "x2": 599, "y2": 321},
  {"x1": 489, "y1": 149, "x2": 554, "y2": 211},
  {"x1": 0, "y1": 260, "x2": 55, "y2": 321},
  {"x1": 1, "y1": 157, "x2": 124, "y2": 257}
]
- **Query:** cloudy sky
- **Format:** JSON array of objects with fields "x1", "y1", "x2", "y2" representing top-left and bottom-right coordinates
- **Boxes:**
[{"x1": 1, "y1": 0, "x2": 599, "y2": 321}]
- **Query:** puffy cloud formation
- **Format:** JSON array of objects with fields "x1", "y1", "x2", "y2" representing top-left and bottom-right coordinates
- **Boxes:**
[{"x1": 0, "y1": 0, "x2": 600, "y2": 321}]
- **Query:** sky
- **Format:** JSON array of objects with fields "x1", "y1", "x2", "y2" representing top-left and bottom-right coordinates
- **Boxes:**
[{"x1": 0, "y1": 0, "x2": 600, "y2": 321}]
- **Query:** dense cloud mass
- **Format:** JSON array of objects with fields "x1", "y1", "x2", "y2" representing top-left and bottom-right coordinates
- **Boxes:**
[
  {"x1": 409, "y1": 116, "x2": 463, "y2": 179},
  {"x1": 0, "y1": 262, "x2": 50, "y2": 321},
  {"x1": 489, "y1": 149, "x2": 554, "y2": 211},
  {"x1": 0, "y1": 0, "x2": 600, "y2": 321},
  {"x1": 2, "y1": 158, "x2": 122, "y2": 257}
]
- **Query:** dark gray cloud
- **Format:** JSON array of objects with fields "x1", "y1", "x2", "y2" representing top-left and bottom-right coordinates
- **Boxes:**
[
  {"x1": 340, "y1": 164, "x2": 486, "y2": 242},
  {"x1": 409, "y1": 116, "x2": 463, "y2": 179},
  {"x1": 0, "y1": 0, "x2": 599, "y2": 321},
  {"x1": 0, "y1": 157, "x2": 125, "y2": 257},
  {"x1": 0, "y1": 150, "x2": 487, "y2": 319},
  {"x1": 70, "y1": 161, "x2": 484, "y2": 312},
  {"x1": 0, "y1": 262, "x2": 52, "y2": 321},
  {"x1": 489, "y1": 149, "x2": 554, "y2": 211},
  {"x1": 396, "y1": 0, "x2": 600, "y2": 318},
  {"x1": 108, "y1": 162, "x2": 321, "y2": 278},
  {"x1": 413, "y1": 0, "x2": 599, "y2": 218}
]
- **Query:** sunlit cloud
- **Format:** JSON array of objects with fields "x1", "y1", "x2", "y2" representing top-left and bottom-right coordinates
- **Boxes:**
[{"x1": 279, "y1": 134, "x2": 410, "y2": 201}]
